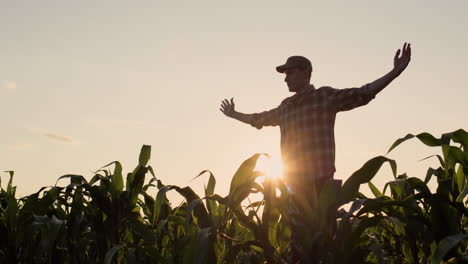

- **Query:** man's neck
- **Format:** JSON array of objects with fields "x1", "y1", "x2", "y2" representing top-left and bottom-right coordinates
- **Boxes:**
[{"x1": 295, "y1": 83, "x2": 315, "y2": 94}]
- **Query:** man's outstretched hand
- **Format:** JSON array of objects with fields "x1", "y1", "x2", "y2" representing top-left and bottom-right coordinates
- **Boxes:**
[
  {"x1": 220, "y1": 98, "x2": 236, "y2": 118},
  {"x1": 394, "y1": 42, "x2": 411, "y2": 73}
]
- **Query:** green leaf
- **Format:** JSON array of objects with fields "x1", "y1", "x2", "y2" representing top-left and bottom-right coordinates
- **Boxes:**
[
  {"x1": 451, "y1": 129, "x2": 468, "y2": 148},
  {"x1": 139, "y1": 145, "x2": 151, "y2": 167},
  {"x1": 389, "y1": 179, "x2": 413, "y2": 200},
  {"x1": 112, "y1": 161, "x2": 124, "y2": 193},
  {"x1": 128, "y1": 166, "x2": 148, "y2": 205},
  {"x1": 46, "y1": 215, "x2": 66, "y2": 255},
  {"x1": 104, "y1": 245, "x2": 124, "y2": 264},
  {"x1": 341, "y1": 198, "x2": 365, "y2": 222},
  {"x1": 387, "y1": 132, "x2": 441, "y2": 154},
  {"x1": 233, "y1": 207, "x2": 258, "y2": 231},
  {"x1": 204, "y1": 173, "x2": 217, "y2": 223},
  {"x1": 125, "y1": 147, "x2": 151, "y2": 194},
  {"x1": 291, "y1": 189, "x2": 316, "y2": 226},
  {"x1": 174, "y1": 186, "x2": 211, "y2": 228},
  {"x1": 368, "y1": 181, "x2": 382, "y2": 197},
  {"x1": 195, "y1": 228, "x2": 215, "y2": 264},
  {"x1": 357, "y1": 196, "x2": 403, "y2": 216},
  {"x1": 349, "y1": 216, "x2": 385, "y2": 247},
  {"x1": 339, "y1": 156, "x2": 395, "y2": 205},
  {"x1": 152, "y1": 185, "x2": 173, "y2": 227},
  {"x1": 418, "y1": 132, "x2": 443, "y2": 147},
  {"x1": 388, "y1": 217, "x2": 405, "y2": 236},
  {"x1": 431, "y1": 234, "x2": 468, "y2": 264},
  {"x1": 5, "y1": 170, "x2": 15, "y2": 196},
  {"x1": 147, "y1": 165, "x2": 156, "y2": 178},
  {"x1": 98, "y1": 161, "x2": 125, "y2": 195},
  {"x1": 229, "y1": 153, "x2": 264, "y2": 195},
  {"x1": 191, "y1": 169, "x2": 213, "y2": 183},
  {"x1": 228, "y1": 180, "x2": 263, "y2": 208},
  {"x1": 205, "y1": 172, "x2": 216, "y2": 197},
  {"x1": 55, "y1": 174, "x2": 87, "y2": 186},
  {"x1": 6, "y1": 197, "x2": 18, "y2": 229},
  {"x1": 185, "y1": 199, "x2": 203, "y2": 227},
  {"x1": 386, "y1": 134, "x2": 415, "y2": 154},
  {"x1": 89, "y1": 174, "x2": 106, "y2": 185},
  {"x1": 425, "y1": 167, "x2": 443, "y2": 184},
  {"x1": 455, "y1": 183, "x2": 468, "y2": 203},
  {"x1": 455, "y1": 164, "x2": 465, "y2": 193},
  {"x1": 205, "y1": 194, "x2": 226, "y2": 205},
  {"x1": 406, "y1": 177, "x2": 431, "y2": 196}
]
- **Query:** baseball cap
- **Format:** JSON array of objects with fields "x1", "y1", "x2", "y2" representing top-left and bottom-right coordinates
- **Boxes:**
[{"x1": 276, "y1": 56, "x2": 312, "y2": 73}]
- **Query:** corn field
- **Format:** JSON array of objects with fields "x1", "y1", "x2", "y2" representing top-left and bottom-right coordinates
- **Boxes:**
[{"x1": 1, "y1": 129, "x2": 467, "y2": 264}]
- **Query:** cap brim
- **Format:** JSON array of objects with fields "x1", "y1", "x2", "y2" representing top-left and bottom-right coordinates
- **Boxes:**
[{"x1": 276, "y1": 64, "x2": 290, "y2": 73}]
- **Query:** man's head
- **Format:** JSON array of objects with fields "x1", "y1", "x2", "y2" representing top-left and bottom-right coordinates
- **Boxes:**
[{"x1": 276, "y1": 56, "x2": 312, "y2": 92}]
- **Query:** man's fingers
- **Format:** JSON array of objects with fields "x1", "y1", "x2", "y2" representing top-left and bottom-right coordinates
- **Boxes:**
[
  {"x1": 221, "y1": 98, "x2": 234, "y2": 110},
  {"x1": 402, "y1": 43, "x2": 411, "y2": 59},
  {"x1": 221, "y1": 98, "x2": 235, "y2": 113},
  {"x1": 394, "y1": 49, "x2": 401, "y2": 60}
]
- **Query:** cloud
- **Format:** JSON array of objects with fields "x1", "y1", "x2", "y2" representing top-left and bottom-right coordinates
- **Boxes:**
[
  {"x1": 43, "y1": 133, "x2": 78, "y2": 144},
  {"x1": 3, "y1": 80, "x2": 17, "y2": 90},
  {"x1": 25, "y1": 127, "x2": 79, "y2": 144}
]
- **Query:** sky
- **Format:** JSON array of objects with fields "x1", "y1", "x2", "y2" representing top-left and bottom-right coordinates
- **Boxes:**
[{"x1": 1, "y1": 1, "x2": 467, "y2": 202}]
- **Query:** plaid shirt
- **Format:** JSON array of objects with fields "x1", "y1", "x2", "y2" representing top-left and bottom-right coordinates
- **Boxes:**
[{"x1": 249, "y1": 84, "x2": 377, "y2": 185}]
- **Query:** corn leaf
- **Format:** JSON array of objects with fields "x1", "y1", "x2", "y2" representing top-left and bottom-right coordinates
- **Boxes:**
[
  {"x1": 431, "y1": 234, "x2": 468, "y2": 264},
  {"x1": 368, "y1": 181, "x2": 382, "y2": 198},
  {"x1": 104, "y1": 245, "x2": 124, "y2": 264},
  {"x1": 339, "y1": 156, "x2": 395, "y2": 205},
  {"x1": 139, "y1": 145, "x2": 151, "y2": 167}
]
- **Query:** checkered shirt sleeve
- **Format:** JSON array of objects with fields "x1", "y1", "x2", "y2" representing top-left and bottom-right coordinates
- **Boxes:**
[
  {"x1": 249, "y1": 107, "x2": 281, "y2": 129},
  {"x1": 328, "y1": 83, "x2": 377, "y2": 112}
]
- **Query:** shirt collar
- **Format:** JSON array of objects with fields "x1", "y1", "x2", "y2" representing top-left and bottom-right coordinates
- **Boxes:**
[
  {"x1": 293, "y1": 84, "x2": 315, "y2": 98},
  {"x1": 296, "y1": 84, "x2": 315, "y2": 95},
  {"x1": 289, "y1": 84, "x2": 315, "y2": 104}
]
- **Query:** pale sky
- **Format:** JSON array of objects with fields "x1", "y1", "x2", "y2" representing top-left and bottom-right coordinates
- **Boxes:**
[{"x1": 1, "y1": 1, "x2": 467, "y2": 201}]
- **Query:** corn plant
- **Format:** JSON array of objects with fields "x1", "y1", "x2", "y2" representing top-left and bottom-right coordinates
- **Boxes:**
[{"x1": 1, "y1": 130, "x2": 466, "y2": 263}]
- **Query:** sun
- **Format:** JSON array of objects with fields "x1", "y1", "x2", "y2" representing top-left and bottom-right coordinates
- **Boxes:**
[{"x1": 255, "y1": 154, "x2": 285, "y2": 180}]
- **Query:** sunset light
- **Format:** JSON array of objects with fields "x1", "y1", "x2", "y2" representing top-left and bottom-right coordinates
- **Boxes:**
[
  {"x1": 1, "y1": 1, "x2": 467, "y2": 262},
  {"x1": 255, "y1": 154, "x2": 285, "y2": 181}
]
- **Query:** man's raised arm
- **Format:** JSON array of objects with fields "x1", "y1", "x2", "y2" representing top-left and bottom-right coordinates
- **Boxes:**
[
  {"x1": 220, "y1": 98, "x2": 255, "y2": 125},
  {"x1": 367, "y1": 42, "x2": 412, "y2": 95},
  {"x1": 220, "y1": 98, "x2": 280, "y2": 129},
  {"x1": 330, "y1": 43, "x2": 412, "y2": 112}
]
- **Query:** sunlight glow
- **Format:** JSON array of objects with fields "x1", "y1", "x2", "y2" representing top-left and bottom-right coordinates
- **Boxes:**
[{"x1": 255, "y1": 154, "x2": 285, "y2": 181}]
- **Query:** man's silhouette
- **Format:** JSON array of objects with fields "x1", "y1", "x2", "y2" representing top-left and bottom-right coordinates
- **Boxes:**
[
  {"x1": 220, "y1": 43, "x2": 411, "y2": 262},
  {"x1": 220, "y1": 43, "x2": 411, "y2": 190}
]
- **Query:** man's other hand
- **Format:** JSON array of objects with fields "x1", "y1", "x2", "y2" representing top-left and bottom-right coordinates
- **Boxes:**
[
  {"x1": 220, "y1": 98, "x2": 236, "y2": 117},
  {"x1": 394, "y1": 42, "x2": 411, "y2": 73}
]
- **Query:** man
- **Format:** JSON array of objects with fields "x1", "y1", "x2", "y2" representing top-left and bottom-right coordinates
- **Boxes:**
[
  {"x1": 220, "y1": 43, "x2": 411, "y2": 192},
  {"x1": 220, "y1": 43, "x2": 411, "y2": 262}
]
